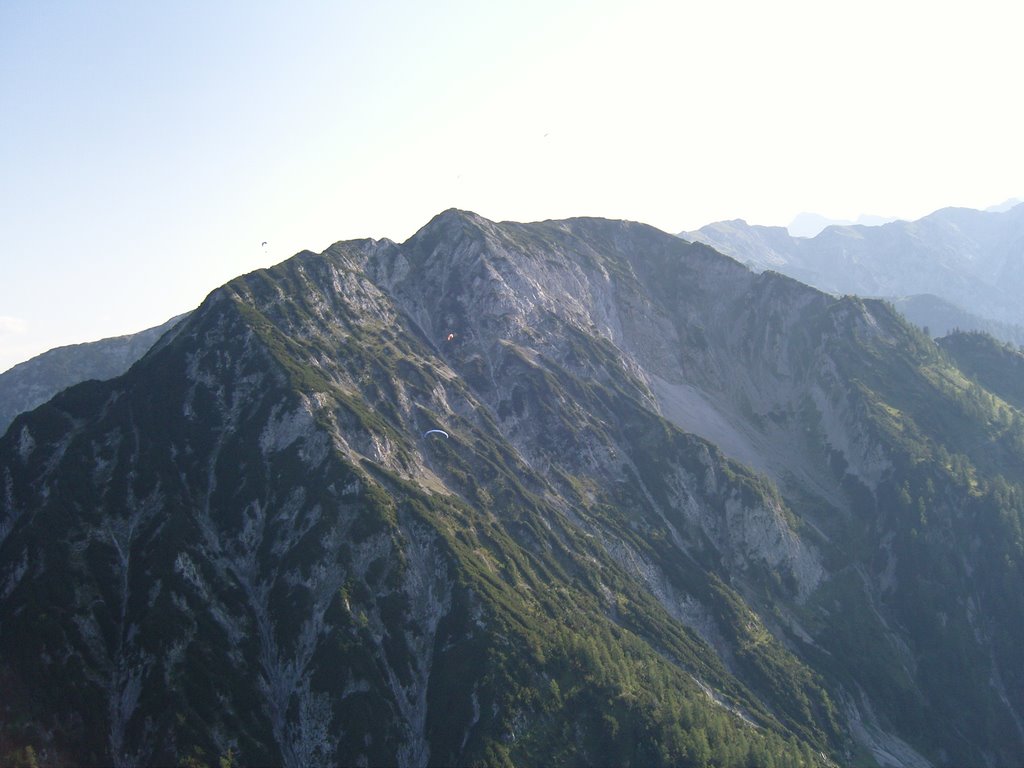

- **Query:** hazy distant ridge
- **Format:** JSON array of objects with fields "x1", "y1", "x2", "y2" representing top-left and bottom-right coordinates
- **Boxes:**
[
  {"x1": 0, "y1": 313, "x2": 189, "y2": 434},
  {"x1": 683, "y1": 203, "x2": 1024, "y2": 339},
  {"x1": 787, "y1": 212, "x2": 895, "y2": 238}
]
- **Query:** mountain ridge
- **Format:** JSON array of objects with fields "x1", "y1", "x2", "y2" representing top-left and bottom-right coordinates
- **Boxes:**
[
  {"x1": 682, "y1": 203, "x2": 1024, "y2": 340},
  {"x1": 0, "y1": 313, "x2": 190, "y2": 434},
  {"x1": 3, "y1": 211, "x2": 1024, "y2": 766}
]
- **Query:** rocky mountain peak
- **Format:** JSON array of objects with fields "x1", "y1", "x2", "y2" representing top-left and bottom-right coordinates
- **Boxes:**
[{"x1": 3, "y1": 210, "x2": 1024, "y2": 766}]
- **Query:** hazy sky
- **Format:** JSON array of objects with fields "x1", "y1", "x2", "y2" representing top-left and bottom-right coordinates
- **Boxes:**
[{"x1": 1, "y1": 0, "x2": 1021, "y2": 372}]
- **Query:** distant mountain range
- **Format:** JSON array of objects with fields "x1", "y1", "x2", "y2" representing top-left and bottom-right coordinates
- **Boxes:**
[
  {"x1": 890, "y1": 294, "x2": 1024, "y2": 347},
  {"x1": 683, "y1": 203, "x2": 1024, "y2": 345},
  {"x1": 787, "y1": 212, "x2": 895, "y2": 238},
  {"x1": 0, "y1": 314, "x2": 189, "y2": 434},
  {"x1": 986, "y1": 197, "x2": 1022, "y2": 213},
  {"x1": 787, "y1": 199, "x2": 1021, "y2": 237},
  {"x1": 4, "y1": 210, "x2": 1024, "y2": 765}
]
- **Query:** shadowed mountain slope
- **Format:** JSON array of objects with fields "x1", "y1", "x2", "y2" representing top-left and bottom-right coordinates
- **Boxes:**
[{"x1": 0, "y1": 313, "x2": 190, "y2": 434}]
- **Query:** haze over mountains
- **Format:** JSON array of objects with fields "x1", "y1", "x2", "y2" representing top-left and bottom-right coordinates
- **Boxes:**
[
  {"x1": 684, "y1": 203, "x2": 1024, "y2": 345},
  {"x1": 786, "y1": 213, "x2": 895, "y2": 239},
  {"x1": 787, "y1": 198, "x2": 1020, "y2": 238},
  {"x1": 3, "y1": 209, "x2": 1024, "y2": 766}
]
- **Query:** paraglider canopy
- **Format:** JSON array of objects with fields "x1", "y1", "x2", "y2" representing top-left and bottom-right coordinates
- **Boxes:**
[
  {"x1": 446, "y1": 333, "x2": 455, "y2": 342},
  {"x1": 423, "y1": 429, "x2": 449, "y2": 439}
]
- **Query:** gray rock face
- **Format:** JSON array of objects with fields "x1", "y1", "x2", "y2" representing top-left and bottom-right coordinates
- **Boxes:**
[{"x1": 2, "y1": 209, "x2": 1024, "y2": 766}]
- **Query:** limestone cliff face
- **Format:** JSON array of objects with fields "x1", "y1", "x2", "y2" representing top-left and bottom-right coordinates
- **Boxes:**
[{"x1": 3, "y1": 210, "x2": 1024, "y2": 766}]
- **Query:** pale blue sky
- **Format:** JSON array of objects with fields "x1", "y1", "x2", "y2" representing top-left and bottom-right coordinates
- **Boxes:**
[{"x1": 2, "y1": 0, "x2": 1021, "y2": 372}]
